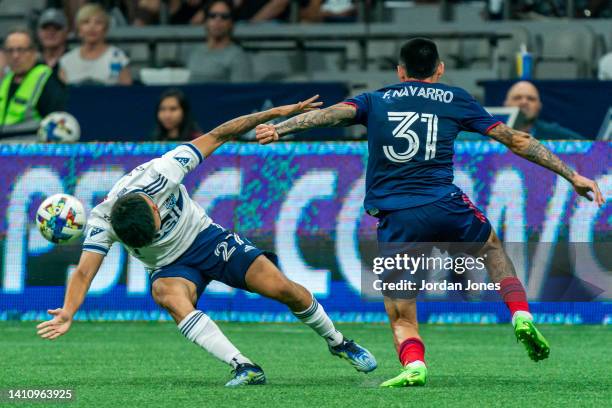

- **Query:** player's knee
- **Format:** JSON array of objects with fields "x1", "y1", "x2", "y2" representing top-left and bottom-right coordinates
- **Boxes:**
[
  {"x1": 151, "y1": 282, "x2": 179, "y2": 309},
  {"x1": 485, "y1": 229, "x2": 502, "y2": 248},
  {"x1": 393, "y1": 316, "x2": 419, "y2": 328},
  {"x1": 479, "y1": 229, "x2": 503, "y2": 257}
]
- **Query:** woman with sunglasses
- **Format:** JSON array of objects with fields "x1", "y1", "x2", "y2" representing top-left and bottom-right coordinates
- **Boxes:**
[{"x1": 186, "y1": 0, "x2": 253, "y2": 83}]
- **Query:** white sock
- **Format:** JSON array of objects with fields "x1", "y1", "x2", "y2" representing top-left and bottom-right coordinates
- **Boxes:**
[
  {"x1": 511, "y1": 310, "x2": 534, "y2": 327},
  {"x1": 293, "y1": 297, "x2": 344, "y2": 347},
  {"x1": 406, "y1": 360, "x2": 426, "y2": 368},
  {"x1": 178, "y1": 310, "x2": 252, "y2": 368}
]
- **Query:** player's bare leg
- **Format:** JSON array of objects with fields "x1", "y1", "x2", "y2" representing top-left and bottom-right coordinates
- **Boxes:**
[
  {"x1": 380, "y1": 297, "x2": 427, "y2": 387},
  {"x1": 151, "y1": 277, "x2": 265, "y2": 386},
  {"x1": 245, "y1": 255, "x2": 377, "y2": 373},
  {"x1": 477, "y1": 230, "x2": 550, "y2": 362}
]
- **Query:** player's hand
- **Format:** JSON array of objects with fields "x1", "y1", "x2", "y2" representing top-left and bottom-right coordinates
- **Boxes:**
[
  {"x1": 256, "y1": 124, "x2": 279, "y2": 145},
  {"x1": 571, "y1": 173, "x2": 605, "y2": 206},
  {"x1": 273, "y1": 94, "x2": 323, "y2": 117},
  {"x1": 36, "y1": 308, "x2": 73, "y2": 340}
]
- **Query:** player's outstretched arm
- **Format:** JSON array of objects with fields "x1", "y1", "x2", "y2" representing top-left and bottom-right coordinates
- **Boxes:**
[
  {"x1": 488, "y1": 123, "x2": 604, "y2": 206},
  {"x1": 255, "y1": 103, "x2": 357, "y2": 144},
  {"x1": 36, "y1": 251, "x2": 105, "y2": 340},
  {"x1": 190, "y1": 95, "x2": 322, "y2": 158}
]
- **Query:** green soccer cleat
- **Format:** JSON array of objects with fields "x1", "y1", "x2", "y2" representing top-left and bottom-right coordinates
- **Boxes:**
[
  {"x1": 380, "y1": 365, "x2": 427, "y2": 388},
  {"x1": 224, "y1": 363, "x2": 266, "y2": 387},
  {"x1": 514, "y1": 315, "x2": 550, "y2": 362}
]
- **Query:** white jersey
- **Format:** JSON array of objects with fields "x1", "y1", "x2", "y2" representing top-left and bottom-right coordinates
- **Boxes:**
[{"x1": 83, "y1": 144, "x2": 211, "y2": 271}]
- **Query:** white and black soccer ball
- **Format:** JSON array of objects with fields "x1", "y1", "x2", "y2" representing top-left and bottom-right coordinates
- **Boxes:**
[
  {"x1": 38, "y1": 112, "x2": 81, "y2": 143},
  {"x1": 36, "y1": 194, "x2": 87, "y2": 244}
]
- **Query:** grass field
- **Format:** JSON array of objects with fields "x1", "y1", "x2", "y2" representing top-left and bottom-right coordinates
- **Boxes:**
[{"x1": 1, "y1": 322, "x2": 610, "y2": 407}]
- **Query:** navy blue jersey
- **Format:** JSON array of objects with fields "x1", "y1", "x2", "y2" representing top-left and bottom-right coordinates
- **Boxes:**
[{"x1": 345, "y1": 81, "x2": 501, "y2": 213}]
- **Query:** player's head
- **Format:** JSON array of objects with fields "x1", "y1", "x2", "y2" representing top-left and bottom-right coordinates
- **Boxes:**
[
  {"x1": 204, "y1": 0, "x2": 234, "y2": 40},
  {"x1": 397, "y1": 38, "x2": 444, "y2": 82},
  {"x1": 110, "y1": 193, "x2": 161, "y2": 248},
  {"x1": 504, "y1": 81, "x2": 542, "y2": 121}
]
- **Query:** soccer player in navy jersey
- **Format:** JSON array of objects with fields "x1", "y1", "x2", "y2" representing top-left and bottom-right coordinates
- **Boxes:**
[{"x1": 255, "y1": 38, "x2": 604, "y2": 387}]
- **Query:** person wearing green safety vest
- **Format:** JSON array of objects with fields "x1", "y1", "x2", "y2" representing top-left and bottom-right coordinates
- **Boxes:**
[{"x1": 0, "y1": 27, "x2": 66, "y2": 139}]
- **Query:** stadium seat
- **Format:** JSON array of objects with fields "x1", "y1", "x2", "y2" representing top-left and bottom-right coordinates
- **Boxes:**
[
  {"x1": 306, "y1": 69, "x2": 397, "y2": 93},
  {"x1": 442, "y1": 68, "x2": 497, "y2": 102},
  {"x1": 0, "y1": 0, "x2": 44, "y2": 14},
  {"x1": 251, "y1": 50, "x2": 298, "y2": 81},
  {"x1": 140, "y1": 68, "x2": 191, "y2": 85},
  {"x1": 389, "y1": 4, "x2": 440, "y2": 25},
  {"x1": 533, "y1": 25, "x2": 596, "y2": 78}
]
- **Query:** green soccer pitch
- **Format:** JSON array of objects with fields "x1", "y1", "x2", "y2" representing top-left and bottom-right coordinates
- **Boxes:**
[{"x1": 1, "y1": 322, "x2": 610, "y2": 407}]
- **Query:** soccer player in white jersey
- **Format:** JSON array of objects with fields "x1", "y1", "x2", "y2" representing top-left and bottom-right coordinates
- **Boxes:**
[{"x1": 36, "y1": 96, "x2": 378, "y2": 386}]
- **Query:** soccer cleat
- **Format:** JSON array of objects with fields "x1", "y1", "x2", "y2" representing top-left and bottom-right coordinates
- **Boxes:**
[
  {"x1": 224, "y1": 363, "x2": 266, "y2": 387},
  {"x1": 514, "y1": 315, "x2": 550, "y2": 362},
  {"x1": 380, "y1": 365, "x2": 427, "y2": 388},
  {"x1": 329, "y1": 338, "x2": 378, "y2": 373}
]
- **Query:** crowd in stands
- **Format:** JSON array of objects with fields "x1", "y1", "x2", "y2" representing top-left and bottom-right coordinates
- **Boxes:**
[{"x1": 0, "y1": 0, "x2": 609, "y2": 141}]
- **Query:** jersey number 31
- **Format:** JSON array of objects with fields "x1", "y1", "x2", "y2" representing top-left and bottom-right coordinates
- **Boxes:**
[{"x1": 383, "y1": 112, "x2": 438, "y2": 163}]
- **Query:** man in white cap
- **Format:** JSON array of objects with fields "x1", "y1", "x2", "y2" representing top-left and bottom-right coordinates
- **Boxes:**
[{"x1": 37, "y1": 8, "x2": 69, "y2": 80}]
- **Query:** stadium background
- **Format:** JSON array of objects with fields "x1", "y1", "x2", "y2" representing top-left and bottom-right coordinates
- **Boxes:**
[{"x1": 0, "y1": 0, "x2": 610, "y2": 326}]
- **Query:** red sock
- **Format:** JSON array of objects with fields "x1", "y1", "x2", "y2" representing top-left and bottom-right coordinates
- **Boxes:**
[
  {"x1": 398, "y1": 338, "x2": 425, "y2": 366},
  {"x1": 499, "y1": 277, "x2": 530, "y2": 316}
]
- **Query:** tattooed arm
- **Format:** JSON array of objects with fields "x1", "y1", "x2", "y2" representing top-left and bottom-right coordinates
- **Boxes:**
[
  {"x1": 255, "y1": 103, "x2": 357, "y2": 144},
  {"x1": 488, "y1": 123, "x2": 604, "y2": 205},
  {"x1": 191, "y1": 95, "x2": 322, "y2": 158}
]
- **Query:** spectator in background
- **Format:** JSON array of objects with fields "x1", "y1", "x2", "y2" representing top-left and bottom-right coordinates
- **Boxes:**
[
  {"x1": 0, "y1": 51, "x2": 7, "y2": 79},
  {"x1": 153, "y1": 88, "x2": 201, "y2": 141},
  {"x1": 169, "y1": 0, "x2": 205, "y2": 24},
  {"x1": 598, "y1": 52, "x2": 612, "y2": 80},
  {"x1": 127, "y1": 0, "x2": 206, "y2": 25},
  {"x1": 504, "y1": 81, "x2": 584, "y2": 140},
  {"x1": 233, "y1": 0, "x2": 290, "y2": 22},
  {"x1": 0, "y1": 28, "x2": 66, "y2": 137},
  {"x1": 186, "y1": 0, "x2": 253, "y2": 83},
  {"x1": 300, "y1": 0, "x2": 357, "y2": 23},
  {"x1": 59, "y1": 4, "x2": 132, "y2": 85},
  {"x1": 37, "y1": 8, "x2": 69, "y2": 80}
]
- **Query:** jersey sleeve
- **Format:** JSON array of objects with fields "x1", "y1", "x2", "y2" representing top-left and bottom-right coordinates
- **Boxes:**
[
  {"x1": 342, "y1": 92, "x2": 369, "y2": 125},
  {"x1": 152, "y1": 144, "x2": 203, "y2": 185},
  {"x1": 82, "y1": 212, "x2": 115, "y2": 256},
  {"x1": 458, "y1": 93, "x2": 502, "y2": 135}
]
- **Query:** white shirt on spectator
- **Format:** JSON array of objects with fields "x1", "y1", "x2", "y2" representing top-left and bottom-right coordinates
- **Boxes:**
[
  {"x1": 60, "y1": 45, "x2": 129, "y2": 85},
  {"x1": 598, "y1": 53, "x2": 612, "y2": 80}
]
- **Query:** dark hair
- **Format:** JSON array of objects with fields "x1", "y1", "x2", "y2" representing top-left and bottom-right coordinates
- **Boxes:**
[
  {"x1": 110, "y1": 193, "x2": 156, "y2": 248},
  {"x1": 153, "y1": 88, "x2": 201, "y2": 141},
  {"x1": 4, "y1": 26, "x2": 37, "y2": 49},
  {"x1": 203, "y1": 0, "x2": 234, "y2": 20},
  {"x1": 399, "y1": 38, "x2": 440, "y2": 79}
]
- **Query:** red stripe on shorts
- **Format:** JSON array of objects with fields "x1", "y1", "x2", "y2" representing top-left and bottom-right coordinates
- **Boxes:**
[{"x1": 461, "y1": 194, "x2": 487, "y2": 223}]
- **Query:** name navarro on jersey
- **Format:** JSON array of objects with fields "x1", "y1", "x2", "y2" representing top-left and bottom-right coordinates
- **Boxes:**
[{"x1": 383, "y1": 86, "x2": 454, "y2": 103}]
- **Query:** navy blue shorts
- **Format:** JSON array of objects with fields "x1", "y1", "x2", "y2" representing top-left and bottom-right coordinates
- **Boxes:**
[
  {"x1": 376, "y1": 188, "x2": 491, "y2": 299},
  {"x1": 377, "y1": 188, "x2": 491, "y2": 249},
  {"x1": 150, "y1": 223, "x2": 274, "y2": 298}
]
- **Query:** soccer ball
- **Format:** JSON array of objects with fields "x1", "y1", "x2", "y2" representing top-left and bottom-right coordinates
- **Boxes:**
[
  {"x1": 36, "y1": 194, "x2": 86, "y2": 244},
  {"x1": 38, "y1": 112, "x2": 81, "y2": 143}
]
